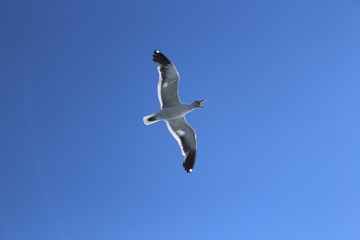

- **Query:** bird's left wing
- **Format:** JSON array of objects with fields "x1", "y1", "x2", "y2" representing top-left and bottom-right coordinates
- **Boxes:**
[
  {"x1": 153, "y1": 50, "x2": 181, "y2": 109},
  {"x1": 166, "y1": 117, "x2": 197, "y2": 173}
]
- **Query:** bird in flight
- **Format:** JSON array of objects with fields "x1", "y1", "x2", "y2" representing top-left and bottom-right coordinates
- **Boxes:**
[{"x1": 143, "y1": 50, "x2": 205, "y2": 173}]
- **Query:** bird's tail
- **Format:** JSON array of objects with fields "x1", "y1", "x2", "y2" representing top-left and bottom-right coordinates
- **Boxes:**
[{"x1": 143, "y1": 114, "x2": 160, "y2": 125}]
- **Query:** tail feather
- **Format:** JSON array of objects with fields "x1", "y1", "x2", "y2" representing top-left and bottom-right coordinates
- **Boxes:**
[{"x1": 143, "y1": 114, "x2": 160, "y2": 125}]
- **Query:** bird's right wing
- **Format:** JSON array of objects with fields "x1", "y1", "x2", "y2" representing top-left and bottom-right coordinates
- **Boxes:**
[{"x1": 166, "y1": 117, "x2": 197, "y2": 173}]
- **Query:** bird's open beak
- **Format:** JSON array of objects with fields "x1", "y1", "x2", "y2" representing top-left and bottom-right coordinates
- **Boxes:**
[{"x1": 199, "y1": 99, "x2": 206, "y2": 108}]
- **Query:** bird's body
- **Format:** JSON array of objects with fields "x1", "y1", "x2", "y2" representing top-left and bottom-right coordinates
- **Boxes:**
[
  {"x1": 143, "y1": 50, "x2": 205, "y2": 173},
  {"x1": 144, "y1": 103, "x2": 198, "y2": 124}
]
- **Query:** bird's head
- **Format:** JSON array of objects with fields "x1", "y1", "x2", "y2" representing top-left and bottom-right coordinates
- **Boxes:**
[{"x1": 193, "y1": 99, "x2": 206, "y2": 108}]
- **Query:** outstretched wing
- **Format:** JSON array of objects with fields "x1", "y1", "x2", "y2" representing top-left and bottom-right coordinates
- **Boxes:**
[
  {"x1": 166, "y1": 117, "x2": 197, "y2": 173},
  {"x1": 153, "y1": 50, "x2": 181, "y2": 108}
]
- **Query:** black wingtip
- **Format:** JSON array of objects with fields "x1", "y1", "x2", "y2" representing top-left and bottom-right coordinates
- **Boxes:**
[
  {"x1": 153, "y1": 50, "x2": 171, "y2": 66},
  {"x1": 183, "y1": 150, "x2": 196, "y2": 173}
]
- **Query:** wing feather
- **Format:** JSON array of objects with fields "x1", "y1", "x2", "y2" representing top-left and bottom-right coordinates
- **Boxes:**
[
  {"x1": 153, "y1": 50, "x2": 181, "y2": 108},
  {"x1": 166, "y1": 117, "x2": 197, "y2": 173}
]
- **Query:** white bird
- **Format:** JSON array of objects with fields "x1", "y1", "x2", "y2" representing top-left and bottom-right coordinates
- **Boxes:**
[{"x1": 143, "y1": 50, "x2": 205, "y2": 173}]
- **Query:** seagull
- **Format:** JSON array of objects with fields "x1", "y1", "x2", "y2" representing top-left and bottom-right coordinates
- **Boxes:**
[{"x1": 143, "y1": 50, "x2": 205, "y2": 173}]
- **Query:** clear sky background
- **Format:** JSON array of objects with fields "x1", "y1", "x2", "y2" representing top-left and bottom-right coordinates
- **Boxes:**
[{"x1": 1, "y1": 0, "x2": 360, "y2": 239}]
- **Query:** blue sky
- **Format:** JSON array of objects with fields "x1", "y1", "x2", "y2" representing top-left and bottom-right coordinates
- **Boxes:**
[{"x1": 1, "y1": 0, "x2": 360, "y2": 239}]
